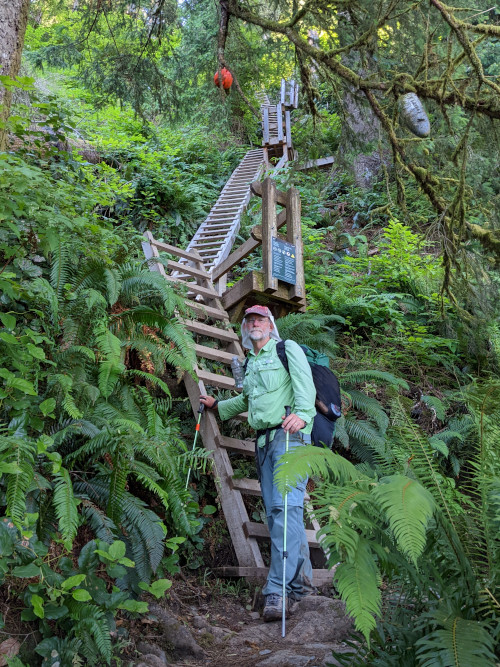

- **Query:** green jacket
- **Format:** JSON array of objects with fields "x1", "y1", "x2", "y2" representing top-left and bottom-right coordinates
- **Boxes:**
[{"x1": 218, "y1": 339, "x2": 316, "y2": 445}]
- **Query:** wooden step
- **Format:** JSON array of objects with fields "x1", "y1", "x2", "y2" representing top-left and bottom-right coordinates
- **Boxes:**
[
  {"x1": 167, "y1": 259, "x2": 210, "y2": 279},
  {"x1": 213, "y1": 566, "x2": 334, "y2": 586},
  {"x1": 194, "y1": 344, "x2": 235, "y2": 364},
  {"x1": 197, "y1": 369, "x2": 236, "y2": 390},
  {"x1": 243, "y1": 521, "x2": 321, "y2": 549},
  {"x1": 164, "y1": 276, "x2": 219, "y2": 299},
  {"x1": 184, "y1": 299, "x2": 229, "y2": 321},
  {"x1": 181, "y1": 319, "x2": 239, "y2": 342},
  {"x1": 147, "y1": 238, "x2": 203, "y2": 262},
  {"x1": 215, "y1": 434, "x2": 255, "y2": 456},
  {"x1": 231, "y1": 477, "x2": 261, "y2": 496}
]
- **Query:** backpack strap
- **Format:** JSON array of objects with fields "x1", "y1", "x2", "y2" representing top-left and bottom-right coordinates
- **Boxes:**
[{"x1": 276, "y1": 340, "x2": 289, "y2": 373}]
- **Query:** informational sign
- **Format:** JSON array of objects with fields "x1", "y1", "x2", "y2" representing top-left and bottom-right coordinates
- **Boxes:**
[{"x1": 272, "y1": 237, "x2": 296, "y2": 285}]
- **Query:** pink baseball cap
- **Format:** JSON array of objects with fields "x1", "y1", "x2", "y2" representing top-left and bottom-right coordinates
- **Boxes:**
[{"x1": 244, "y1": 305, "x2": 273, "y2": 318}]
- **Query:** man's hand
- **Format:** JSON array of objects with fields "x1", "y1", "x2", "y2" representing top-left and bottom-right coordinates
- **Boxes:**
[
  {"x1": 200, "y1": 395, "x2": 218, "y2": 410},
  {"x1": 281, "y1": 412, "x2": 306, "y2": 434}
]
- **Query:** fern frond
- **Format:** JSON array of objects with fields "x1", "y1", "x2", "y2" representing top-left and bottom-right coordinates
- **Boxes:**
[
  {"x1": 79, "y1": 499, "x2": 116, "y2": 543},
  {"x1": 347, "y1": 390, "x2": 390, "y2": 433},
  {"x1": 275, "y1": 311, "x2": 344, "y2": 357},
  {"x1": 335, "y1": 539, "x2": 381, "y2": 643},
  {"x1": 275, "y1": 445, "x2": 358, "y2": 495},
  {"x1": 49, "y1": 374, "x2": 83, "y2": 419},
  {"x1": 420, "y1": 395, "x2": 447, "y2": 421},
  {"x1": 373, "y1": 475, "x2": 435, "y2": 564},
  {"x1": 2, "y1": 436, "x2": 35, "y2": 525},
  {"x1": 415, "y1": 608, "x2": 496, "y2": 667},
  {"x1": 104, "y1": 267, "x2": 121, "y2": 306},
  {"x1": 342, "y1": 370, "x2": 409, "y2": 390},
  {"x1": 333, "y1": 415, "x2": 350, "y2": 449},
  {"x1": 126, "y1": 369, "x2": 172, "y2": 397},
  {"x1": 50, "y1": 241, "x2": 72, "y2": 296},
  {"x1": 344, "y1": 418, "x2": 386, "y2": 448},
  {"x1": 53, "y1": 468, "x2": 79, "y2": 547},
  {"x1": 120, "y1": 492, "x2": 166, "y2": 579},
  {"x1": 74, "y1": 605, "x2": 112, "y2": 664},
  {"x1": 106, "y1": 450, "x2": 129, "y2": 525}
]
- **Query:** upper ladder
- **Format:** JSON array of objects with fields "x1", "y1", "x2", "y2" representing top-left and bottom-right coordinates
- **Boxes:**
[{"x1": 175, "y1": 79, "x2": 299, "y2": 283}]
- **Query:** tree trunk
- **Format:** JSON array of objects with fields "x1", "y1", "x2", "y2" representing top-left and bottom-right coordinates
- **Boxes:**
[{"x1": 0, "y1": 0, "x2": 31, "y2": 150}]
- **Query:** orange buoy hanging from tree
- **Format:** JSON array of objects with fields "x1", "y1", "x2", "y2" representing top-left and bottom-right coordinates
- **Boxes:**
[{"x1": 214, "y1": 67, "x2": 233, "y2": 90}]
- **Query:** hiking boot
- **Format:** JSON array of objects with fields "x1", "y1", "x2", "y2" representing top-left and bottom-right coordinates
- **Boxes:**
[{"x1": 263, "y1": 593, "x2": 290, "y2": 622}]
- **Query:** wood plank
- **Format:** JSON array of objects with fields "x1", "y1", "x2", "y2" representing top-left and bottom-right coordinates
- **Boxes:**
[
  {"x1": 222, "y1": 270, "x2": 306, "y2": 313},
  {"x1": 276, "y1": 103, "x2": 284, "y2": 142},
  {"x1": 295, "y1": 156, "x2": 335, "y2": 171},
  {"x1": 197, "y1": 369, "x2": 236, "y2": 390},
  {"x1": 263, "y1": 106, "x2": 270, "y2": 145},
  {"x1": 166, "y1": 259, "x2": 210, "y2": 279},
  {"x1": 288, "y1": 79, "x2": 295, "y2": 107},
  {"x1": 261, "y1": 178, "x2": 278, "y2": 292},
  {"x1": 243, "y1": 521, "x2": 320, "y2": 549},
  {"x1": 210, "y1": 229, "x2": 264, "y2": 282},
  {"x1": 215, "y1": 434, "x2": 255, "y2": 456},
  {"x1": 199, "y1": 222, "x2": 234, "y2": 229},
  {"x1": 142, "y1": 238, "x2": 167, "y2": 277},
  {"x1": 180, "y1": 319, "x2": 239, "y2": 342},
  {"x1": 184, "y1": 300, "x2": 229, "y2": 321},
  {"x1": 194, "y1": 344, "x2": 235, "y2": 364},
  {"x1": 164, "y1": 276, "x2": 218, "y2": 299},
  {"x1": 149, "y1": 238, "x2": 203, "y2": 262},
  {"x1": 280, "y1": 78, "x2": 286, "y2": 105},
  {"x1": 231, "y1": 477, "x2": 261, "y2": 496},
  {"x1": 251, "y1": 180, "x2": 287, "y2": 207},
  {"x1": 213, "y1": 566, "x2": 334, "y2": 586},
  {"x1": 285, "y1": 110, "x2": 292, "y2": 149},
  {"x1": 294, "y1": 81, "x2": 299, "y2": 108},
  {"x1": 286, "y1": 186, "x2": 305, "y2": 301}
]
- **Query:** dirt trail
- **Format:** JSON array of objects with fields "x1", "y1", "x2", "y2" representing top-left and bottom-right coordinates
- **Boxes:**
[{"x1": 127, "y1": 578, "x2": 355, "y2": 667}]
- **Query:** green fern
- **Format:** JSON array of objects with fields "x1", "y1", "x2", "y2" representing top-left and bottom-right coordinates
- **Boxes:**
[
  {"x1": 335, "y1": 540, "x2": 382, "y2": 643},
  {"x1": 106, "y1": 449, "x2": 129, "y2": 525},
  {"x1": 1, "y1": 436, "x2": 35, "y2": 525},
  {"x1": 415, "y1": 608, "x2": 496, "y2": 667},
  {"x1": 53, "y1": 468, "x2": 79, "y2": 548},
  {"x1": 372, "y1": 475, "x2": 435, "y2": 564}
]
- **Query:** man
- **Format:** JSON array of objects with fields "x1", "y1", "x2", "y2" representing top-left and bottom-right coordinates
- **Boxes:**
[{"x1": 200, "y1": 305, "x2": 316, "y2": 622}]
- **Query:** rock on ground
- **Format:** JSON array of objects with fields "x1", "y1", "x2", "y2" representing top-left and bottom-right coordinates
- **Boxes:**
[{"x1": 147, "y1": 603, "x2": 205, "y2": 662}]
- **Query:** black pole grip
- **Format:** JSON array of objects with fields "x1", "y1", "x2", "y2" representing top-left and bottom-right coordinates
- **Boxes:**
[
  {"x1": 198, "y1": 403, "x2": 205, "y2": 414},
  {"x1": 285, "y1": 405, "x2": 291, "y2": 417}
]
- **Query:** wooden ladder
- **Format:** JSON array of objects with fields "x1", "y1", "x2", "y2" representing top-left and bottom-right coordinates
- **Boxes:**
[
  {"x1": 142, "y1": 233, "x2": 331, "y2": 585},
  {"x1": 172, "y1": 79, "x2": 299, "y2": 284},
  {"x1": 181, "y1": 148, "x2": 265, "y2": 275}
]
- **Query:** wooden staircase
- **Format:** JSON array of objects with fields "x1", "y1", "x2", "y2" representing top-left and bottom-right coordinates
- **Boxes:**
[
  {"x1": 143, "y1": 79, "x2": 333, "y2": 586},
  {"x1": 142, "y1": 234, "x2": 331, "y2": 585},
  {"x1": 181, "y1": 148, "x2": 265, "y2": 274},
  {"x1": 172, "y1": 80, "x2": 299, "y2": 285}
]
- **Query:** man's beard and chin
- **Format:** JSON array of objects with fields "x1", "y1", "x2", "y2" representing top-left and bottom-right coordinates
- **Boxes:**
[{"x1": 249, "y1": 329, "x2": 266, "y2": 340}]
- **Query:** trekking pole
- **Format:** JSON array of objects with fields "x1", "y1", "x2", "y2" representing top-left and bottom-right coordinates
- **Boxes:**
[
  {"x1": 185, "y1": 403, "x2": 205, "y2": 490},
  {"x1": 282, "y1": 405, "x2": 291, "y2": 638}
]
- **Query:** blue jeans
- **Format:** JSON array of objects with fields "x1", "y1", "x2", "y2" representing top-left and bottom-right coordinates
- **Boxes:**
[{"x1": 258, "y1": 428, "x2": 314, "y2": 599}]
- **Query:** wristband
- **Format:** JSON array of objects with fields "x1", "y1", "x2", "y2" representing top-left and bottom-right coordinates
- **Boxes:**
[{"x1": 212, "y1": 400, "x2": 219, "y2": 409}]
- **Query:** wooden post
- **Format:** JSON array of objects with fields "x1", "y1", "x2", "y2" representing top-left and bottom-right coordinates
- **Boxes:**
[
  {"x1": 261, "y1": 178, "x2": 278, "y2": 292},
  {"x1": 286, "y1": 186, "x2": 305, "y2": 301},
  {"x1": 276, "y1": 102, "x2": 284, "y2": 143},
  {"x1": 142, "y1": 231, "x2": 167, "y2": 277}
]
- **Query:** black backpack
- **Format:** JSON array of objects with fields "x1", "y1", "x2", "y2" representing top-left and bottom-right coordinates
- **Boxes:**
[{"x1": 245, "y1": 341, "x2": 342, "y2": 448}]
